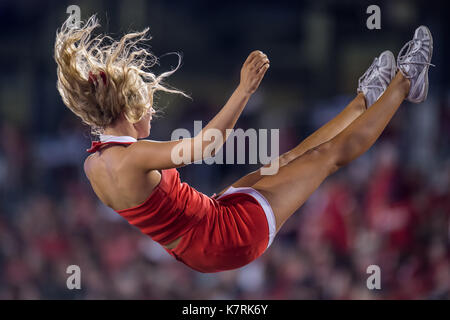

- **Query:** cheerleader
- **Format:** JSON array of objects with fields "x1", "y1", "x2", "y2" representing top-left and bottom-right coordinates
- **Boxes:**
[{"x1": 54, "y1": 16, "x2": 433, "y2": 272}]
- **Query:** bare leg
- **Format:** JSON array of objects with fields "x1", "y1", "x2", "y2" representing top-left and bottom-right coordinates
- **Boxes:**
[
  {"x1": 252, "y1": 72, "x2": 410, "y2": 231},
  {"x1": 217, "y1": 93, "x2": 366, "y2": 193}
]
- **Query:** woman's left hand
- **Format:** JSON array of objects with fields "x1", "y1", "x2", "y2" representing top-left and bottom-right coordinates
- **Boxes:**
[{"x1": 239, "y1": 50, "x2": 270, "y2": 95}]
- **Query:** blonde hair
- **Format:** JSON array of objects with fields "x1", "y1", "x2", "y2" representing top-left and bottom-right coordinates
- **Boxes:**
[{"x1": 54, "y1": 15, "x2": 187, "y2": 134}]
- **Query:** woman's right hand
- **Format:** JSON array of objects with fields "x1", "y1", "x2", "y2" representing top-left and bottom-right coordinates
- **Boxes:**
[{"x1": 239, "y1": 50, "x2": 270, "y2": 95}]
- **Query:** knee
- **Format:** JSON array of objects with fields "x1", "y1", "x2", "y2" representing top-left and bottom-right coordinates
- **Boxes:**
[
  {"x1": 305, "y1": 142, "x2": 340, "y2": 174},
  {"x1": 278, "y1": 153, "x2": 292, "y2": 167}
]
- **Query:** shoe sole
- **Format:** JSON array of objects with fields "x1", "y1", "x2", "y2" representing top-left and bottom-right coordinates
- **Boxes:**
[
  {"x1": 410, "y1": 25, "x2": 433, "y2": 103},
  {"x1": 423, "y1": 25, "x2": 433, "y2": 103}
]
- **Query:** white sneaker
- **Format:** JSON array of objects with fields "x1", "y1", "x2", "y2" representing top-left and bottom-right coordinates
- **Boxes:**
[
  {"x1": 397, "y1": 26, "x2": 434, "y2": 103},
  {"x1": 358, "y1": 50, "x2": 396, "y2": 108}
]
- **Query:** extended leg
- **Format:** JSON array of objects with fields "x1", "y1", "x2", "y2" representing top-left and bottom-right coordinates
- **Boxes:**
[
  {"x1": 252, "y1": 72, "x2": 410, "y2": 231},
  {"x1": 217, "y1": 93, "x2": 366, "y2": 193}
]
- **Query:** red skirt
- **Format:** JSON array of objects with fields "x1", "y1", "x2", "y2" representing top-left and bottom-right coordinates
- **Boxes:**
[{"x1": 164, "y1": 187, "x2": 276, "y2": 273}]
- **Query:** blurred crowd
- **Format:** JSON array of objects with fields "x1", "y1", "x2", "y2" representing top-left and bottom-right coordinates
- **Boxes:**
[
  {"x1": 0, "y1": 0, "x2": 449, "y2": 300},
  {"x1": 0, "y1": 90, "x2": 448, "y2": 299}
]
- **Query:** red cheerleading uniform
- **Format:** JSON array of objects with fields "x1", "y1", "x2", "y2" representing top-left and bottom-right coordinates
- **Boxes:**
[{"x1": 87, "y1": 135, "x2": 276, "y2": 273}]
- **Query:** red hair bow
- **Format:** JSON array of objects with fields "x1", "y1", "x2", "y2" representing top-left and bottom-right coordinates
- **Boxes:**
[{"x1": 88, "y1": 71, "x2": 108, "y2": 88}]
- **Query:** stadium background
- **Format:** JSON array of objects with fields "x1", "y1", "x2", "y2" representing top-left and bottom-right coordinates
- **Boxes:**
[{"x1": 0, "y1": 0, "x2": 448, "y2": 299}]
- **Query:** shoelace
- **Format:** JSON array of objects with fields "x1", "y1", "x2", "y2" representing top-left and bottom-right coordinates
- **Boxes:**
[
  {"x1": 397, "y1": 39, "x2": 435, "y2": 78},
  {"x1": 358, "y1": 58, "x2": 385, "y2": 91}
]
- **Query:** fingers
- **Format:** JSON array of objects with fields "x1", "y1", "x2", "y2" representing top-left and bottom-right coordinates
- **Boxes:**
[
  {"x1": 255, "y1": 64, "x2": 269, "y2": 85},
  {"x1": 256, "y1": 62, "x2": 270, "y2": 76},
  {"x1": 243, "y1": 50, "x2": 260, "y2": 66},
  {"x1": 240, "y1": 50, "x2": 269, "y2": 94},
  {"x1": 249, "y1": 63, "x2": 269, "y2": 93},
  {"x1": 254, "y1": 56, "x2": 270, "y2": 71},
  {"x1": 244, "y1": 50, "x2": 267, "y2": 68},
  {"x1": 244, "y1": 50, "x2": 262, "y2": 65},
  {"x1": 251, "y1": 53, "x2": 269, "y2": 72}
]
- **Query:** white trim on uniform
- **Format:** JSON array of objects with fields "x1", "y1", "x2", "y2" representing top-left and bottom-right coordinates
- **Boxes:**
[{"x1": 99, "y1": 134, "x2": 137, "y2": 143}]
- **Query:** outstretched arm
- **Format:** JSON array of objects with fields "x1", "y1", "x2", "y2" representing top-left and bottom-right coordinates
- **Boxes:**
[
  {"x1": 131, "y1": 50, "x2": 270, "y2": 170},
  {"x1": 200, "y1": 50, "x2": 269, "y2": 149}
]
